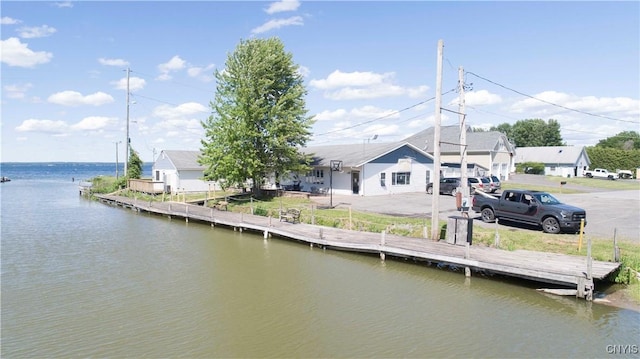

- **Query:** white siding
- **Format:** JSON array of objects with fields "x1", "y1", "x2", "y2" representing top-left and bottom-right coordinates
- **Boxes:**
[{"x1": 361, "y1": 161, "x2": 432, "y2": 196}]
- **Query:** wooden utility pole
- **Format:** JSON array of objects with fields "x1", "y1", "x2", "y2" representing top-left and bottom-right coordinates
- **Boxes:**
[
  {"x1": 459, "y1": 66, "x2": 468, "y2": 197},
  {"x1": 125, "y1": 67, "x2": 131, "y2": 175},
  {"x1": 431, "y1": 40, "x2": 444, "y2": 241}
]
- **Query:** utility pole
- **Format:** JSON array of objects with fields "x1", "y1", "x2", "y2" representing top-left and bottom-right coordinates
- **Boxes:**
[
  {"x1": 124, "y1": 67, "x2": 131, "y2": 176},
  {"x1": 431, "y1": 40, "x2": 443, "y2": 241},
  {"x1": 459, "y1": 66, "x2": 468, "y2": 198},
  {"x1": 114, "y1": 141, "x2": 121, "y2": 180}
]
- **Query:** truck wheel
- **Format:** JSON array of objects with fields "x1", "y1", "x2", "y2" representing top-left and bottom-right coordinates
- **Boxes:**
[
  {"x1": 450, "y1": 188, "x2": 458, "y2": 196},
  {"x1": 481, "y1": 208, "x2": 495, "y2": 223},
  {"x1": 586, "y1": 173, "x2": 593, "y2": 178},
  {"x1": 427, "y1": 187, "x2": 433, "y2": 194},
  {"x1": 542, "y1": 217, "x2": 561, "y2": 234}
]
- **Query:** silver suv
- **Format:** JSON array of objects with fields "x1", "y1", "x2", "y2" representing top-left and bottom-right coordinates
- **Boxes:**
[{"x1": 483, "y1": 175, "x2": 501, "y2": 193}]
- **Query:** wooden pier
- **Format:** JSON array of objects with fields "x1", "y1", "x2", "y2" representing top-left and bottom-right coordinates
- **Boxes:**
[{"x1": 95, "y1": 194, "x2": 621, "y2": 300}]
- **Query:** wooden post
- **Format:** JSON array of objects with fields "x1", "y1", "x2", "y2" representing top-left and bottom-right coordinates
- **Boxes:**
[
  {"x1": 578, "y1": 219, "x2": 585, "y2": 251},
  {"x1": 349, "y1": 206, "x2": 352, "y2": 230},
  {"x1": 613, "y1": 228, "x2": 620, "y2": 262},
  {"x1": 311, "y1": 204, "x2": 315, "y2": 225},
  {"x1": 319, "y1": 228, "x2": 323, "y2": 239},
  {"x1": 251, "y1": 197, "x2": 254, "y2": 215},
  {"x1": 380, "y1": 230, "x2": 386, "y2": 261},
  {"x1": 263, "y1": 230, "x2": 268, "y2": 239}
]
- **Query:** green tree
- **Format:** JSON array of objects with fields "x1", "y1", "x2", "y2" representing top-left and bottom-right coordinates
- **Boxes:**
[
  {"x1": 501, "y1": 119, "x2": 563, "y2": 147},
  {"x1": 489, "y1": 123, "x2": 513, "y2": 139},
  {"x1": 127, "y1": 146, "x2": 143, "y2": 179},
  {"x1": 596, "y1": 131, "x2": 640, "y2": 150},
  {"x1": 200, "y1": 37, "x2": 314, "y2": 193}
]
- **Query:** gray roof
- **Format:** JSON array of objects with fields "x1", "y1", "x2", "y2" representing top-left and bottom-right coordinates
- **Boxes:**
[
  {"x1": 514, "y1": 146, "x2": 591, "y2": 166},
  {"x1": 162, "y1": 150, "x2": 204, "y2": 170},
  {"x1": 404, "y1": 125, "x2": 516, "y2": 154},
  {"x1": 303, "y1": 142, "x2": 432, "y2": 167}
]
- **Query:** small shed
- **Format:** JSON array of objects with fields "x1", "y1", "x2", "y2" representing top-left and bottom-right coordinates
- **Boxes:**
[{"x1": 152, "y1": 150, "x2": 219, "y2": 194}]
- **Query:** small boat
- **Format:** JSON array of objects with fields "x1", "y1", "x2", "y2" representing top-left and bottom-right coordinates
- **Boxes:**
[{"x1": 1, "y1": 176, "x2": 11, "y2": 183}]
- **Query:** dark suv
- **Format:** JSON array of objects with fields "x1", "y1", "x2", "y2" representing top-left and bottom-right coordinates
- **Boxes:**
[{"x1": 427, "y1": 177, "x2": 477, "y2": 196}]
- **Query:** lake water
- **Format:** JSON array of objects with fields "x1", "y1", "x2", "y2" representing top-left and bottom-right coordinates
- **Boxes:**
[{"x1": 1, "y1": 163, "x2": 639, "y2": 358}]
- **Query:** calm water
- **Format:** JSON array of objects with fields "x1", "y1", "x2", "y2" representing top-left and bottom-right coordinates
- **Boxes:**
[{"x1": 1, "y1": 163, "x2": 639, "y2": 358}]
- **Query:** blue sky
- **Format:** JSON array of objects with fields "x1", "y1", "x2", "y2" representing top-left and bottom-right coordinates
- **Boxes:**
[{"x1": 2, "y1": 0, "x2": 639, "y2": 162}]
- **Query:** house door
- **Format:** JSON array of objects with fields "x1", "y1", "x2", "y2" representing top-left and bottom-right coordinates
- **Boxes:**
[{"x1": 351, "y1": 172, "x2": 360, "y2": 194}]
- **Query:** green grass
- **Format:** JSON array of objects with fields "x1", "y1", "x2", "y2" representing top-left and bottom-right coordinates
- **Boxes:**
[
  {"x1": 501, "y1": 182, "x2": 583, "y2": 194},
  {"x1": 546, "y1": 176, "x2": 640, "y2": 190}
]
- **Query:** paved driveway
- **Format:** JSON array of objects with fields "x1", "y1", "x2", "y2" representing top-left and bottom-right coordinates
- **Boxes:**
[{"x1": 310, "y1": 175, "x2": 640, "y2": 242}]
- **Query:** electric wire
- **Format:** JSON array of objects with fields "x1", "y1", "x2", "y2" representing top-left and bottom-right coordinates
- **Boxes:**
[{"x1": 466, "y1": 71, "x2": 638, "y2": 124}]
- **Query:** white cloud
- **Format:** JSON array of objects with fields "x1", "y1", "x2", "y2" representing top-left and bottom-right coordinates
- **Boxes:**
[
  {"x1": 18, "y1": 25, "x2": 57, "y2": 38},
  {"x1": 3, "y1": 83, "x2": 32, "y2": 99},
  {"x1": 152, "y1": 102, "x2": 208, "y2": 119},
  {"x1": 47, "y1": 91, "x2": 114, "y2": 106},
  {"x1": 99, "y1": 58, "x2": 129, "y2": 67},
  {"x1": 310, "y1": 70, "x2": 392, "y2": 89},
  {"x1": 70, "y1": 116, "x2": 118, "y2": 131},
  {"x1": 157, "y1": 55, "x2": 186, "y2": 81},
  {"x1": 310, "y1": 70, "x2": 428, "y2": 100},
  {"x1": 265, "y1": 0, "x2": 300, "y2": 14},
  {"x1": 54, "y1": 1, "x2": 73, "y2": 8},
  {"x1": 314, "y1": 106, "x2": 399, "y2": 122},
  {"x1": 112, "y1": 76, "x2": 146, "y2": 92},
  {"x1": 1, "y1": 17, "x2": 21, "y2": 25},
  {"x1": 187, "y1": 64, "x2": 215, "y2": 82},
  {"x1": 16, "y1": 119, "x2": 68, "y2": 133},
  {"x1": 251, "y1": 16, "x2": 303, "y2": 34},
  {"x1": 461, "y1": 90, "x2": 502, "y2": 106},
  {"x1": 297, "y1": 65, "x2": 310, "y2": 78},
  {"x1": 0, "y1": 37, "x2": 52, "y2": 67},
  {"x1": 510, "y1": 91, "x2": 640, "y2": 118}
]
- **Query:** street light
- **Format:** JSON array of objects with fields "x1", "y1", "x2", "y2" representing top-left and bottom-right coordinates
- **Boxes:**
[{"x1": 114, "y1": 141, "x2": 122, "y2": 180}]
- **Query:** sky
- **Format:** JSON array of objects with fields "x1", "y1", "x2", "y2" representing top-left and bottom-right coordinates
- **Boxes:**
[{"x1": 1, "y1": 1, "x2": 639, "y2": 163}]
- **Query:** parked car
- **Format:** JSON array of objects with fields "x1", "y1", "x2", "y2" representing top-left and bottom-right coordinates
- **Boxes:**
[
  {"x1": 427, "y1": 177, "x2": 477, "y2": 196},
  {"x1": 470, "y1": 176, "x2": 491, "y2": 193},
  {"x1": 483, "y1": 175, "x2": 501, "y2": 193}
]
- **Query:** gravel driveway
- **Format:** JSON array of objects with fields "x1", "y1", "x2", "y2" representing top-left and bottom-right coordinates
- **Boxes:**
[{"x1": 310, "y1": 174, "x2": 640, "y2": 242}]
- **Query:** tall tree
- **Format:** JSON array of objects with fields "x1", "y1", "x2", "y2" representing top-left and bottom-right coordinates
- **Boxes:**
[
  {"x1": 127, "y1": 146, "x2": 143, "y2": 179},
  {"x1": 491, "y1": 119, "x2": 563, "y2": 147},
  {"x1": 200, "y1": 37, "x2": 314, "y2": 193},
  {"x1": 596, "y1": 131, "x2": 640, "y2": 150}
]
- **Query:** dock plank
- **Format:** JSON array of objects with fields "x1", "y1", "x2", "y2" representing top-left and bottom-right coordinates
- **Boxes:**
[{"x1": 95, "y1": 195, "x2": 621, "y2": 297}]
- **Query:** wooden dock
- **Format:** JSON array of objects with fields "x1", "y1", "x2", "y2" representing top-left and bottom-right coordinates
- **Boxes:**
[{"x1": 95, "y1": 194, "x2": 621, "y2": 300}]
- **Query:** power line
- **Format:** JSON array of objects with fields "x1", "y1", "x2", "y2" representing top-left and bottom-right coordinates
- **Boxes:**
[
  {"x1": 466, "y1": 71, "x2": 638, "y2": 124},
  {"x1": 314, "y1": 88, "x2": 457, "y2": 137}
]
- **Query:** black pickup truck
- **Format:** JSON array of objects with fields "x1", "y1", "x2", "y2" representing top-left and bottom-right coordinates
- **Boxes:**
[{"x1": 471, "y1": 189, "x2": 587, "y2": 234}]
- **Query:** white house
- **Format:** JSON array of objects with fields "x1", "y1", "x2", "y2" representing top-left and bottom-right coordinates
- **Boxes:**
[
  {"x1": 404, "y1": 125, "x2": 516, "y2": 181},
  {"x1": 152, "y1": 150, "x2": 219, "y2": 194},
  {"x1": 514, "y1": 146, "x2": 591, "y2": 177},
  {"x1": 298, "y1": 142, "x2": 436, "y2": 196}
]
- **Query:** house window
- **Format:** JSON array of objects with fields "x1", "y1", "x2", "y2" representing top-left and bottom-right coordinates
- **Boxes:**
[
  {"x1": 155, "y1": 170, "x2": 160, "y2": 181},
  {"x1": 306, "y1": 169, "x2": 325, "y2": 184},
  {"x1": 380, "y1": 172, "x2": 386, "y2": 187},
  {"x1": 392, "y1": 172, "x2": 411, "y2": 185},
  {"x1": 550, "y1": 166, "x2": 556, "y2": 171}
]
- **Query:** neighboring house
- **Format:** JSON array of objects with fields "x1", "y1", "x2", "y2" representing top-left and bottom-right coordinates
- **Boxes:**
[
  {"x1": 404, "y1": 125, "x2": 516, "y2": 180},
  {"x1": 292, "y1": 142, "x2": 436, "y2": 196},
  {"x1": 441, "y1": 162, "x2": 489, "y2": 178},
  {"x1": 152, "y1": 150, "x2": 219, "y2": 194},
  {"x1": 514, "y1": 146, "x2": 591, "y2": 177}
]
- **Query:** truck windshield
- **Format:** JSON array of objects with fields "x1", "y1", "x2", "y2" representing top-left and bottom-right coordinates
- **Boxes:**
[{"x1": 533, "y1": 193, "x2": 561, "y2": 205}]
